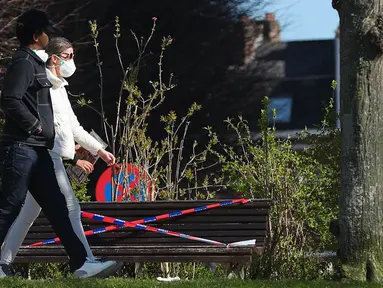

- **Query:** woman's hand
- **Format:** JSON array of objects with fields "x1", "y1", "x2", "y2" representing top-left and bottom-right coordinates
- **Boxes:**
[
  {"x1": 76, "y1": 160, "x2": 94, "y2": 173},
  {"x1": 75, "y1": 144, "x2": 81, "y2": 151},
  {"x1": 97, "y1": 149, "x2": 116, "y2": 166}
]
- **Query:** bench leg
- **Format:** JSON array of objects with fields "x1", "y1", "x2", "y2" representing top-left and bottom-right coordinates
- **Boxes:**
[
  {"x1": 227, "y1": 263, "x2": 245, "y2": 280},
  {"x1": 161, "y1": 262, "x2": 170, "y2": 278},
  {"x1": 16, "y1": 263, "x2": 30, "y2": 279},
  {"x1": 135, "y1": 262, "x2": 170, "y2": 279},
  {"x1": 239, "y1": 265, "x2": 245, "y2": 280},
  {"x1": 27, "y1": 264, "x2": 31, "y2": 280},
  {"x1": 134, "y1": 262, "x2": 143, "y2": 279}
]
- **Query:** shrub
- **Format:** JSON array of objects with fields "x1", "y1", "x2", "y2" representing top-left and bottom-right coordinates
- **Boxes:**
[{"x1": 206, "y1": 96, "x2": 340, "y2": 279}]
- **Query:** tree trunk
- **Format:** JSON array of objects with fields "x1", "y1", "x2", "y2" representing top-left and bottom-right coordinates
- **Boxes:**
[{"x1": 336, "y1": 0, "x2": 383, "y2": 282}]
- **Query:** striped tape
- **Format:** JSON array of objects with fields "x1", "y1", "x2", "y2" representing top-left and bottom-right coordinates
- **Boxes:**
[{"x1": 29, "y1": 198, "x2": 250, "y2": 247}]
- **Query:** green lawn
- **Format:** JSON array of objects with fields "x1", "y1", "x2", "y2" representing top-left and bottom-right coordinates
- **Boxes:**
[{"x1": 1, "y1": 278, "x2": 383, "y2": 288}]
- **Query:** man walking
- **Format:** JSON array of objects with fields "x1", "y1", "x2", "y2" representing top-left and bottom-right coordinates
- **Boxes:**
[{"x1": 0, "y1": 9, "x2": 117, "y2": 278}]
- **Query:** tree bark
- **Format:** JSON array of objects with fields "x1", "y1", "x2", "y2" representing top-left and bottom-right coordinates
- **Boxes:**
[{"x1": 338, "y1": 0, "x2": 383, "y2": 282}]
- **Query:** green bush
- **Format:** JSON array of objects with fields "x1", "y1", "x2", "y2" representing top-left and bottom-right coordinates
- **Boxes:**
[
  {"x1": 71, "y1": 179, "x2": 91, "y2": 202},
  {"x1": 206, "y1": 96, "x2": 340, "y2": 280}
]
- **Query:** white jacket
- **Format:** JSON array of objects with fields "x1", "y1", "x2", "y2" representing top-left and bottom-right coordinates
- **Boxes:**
[{"x1": 46, "y1": 69, "x2": 102, "y2": 160}]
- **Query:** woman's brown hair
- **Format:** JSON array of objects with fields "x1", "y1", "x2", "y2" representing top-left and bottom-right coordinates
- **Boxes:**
[{"x1": 45, "y1": 37, "x2": 72, "y2": 61}]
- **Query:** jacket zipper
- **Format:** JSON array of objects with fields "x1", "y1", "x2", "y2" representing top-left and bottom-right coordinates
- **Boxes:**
[{"x1": 36, "y1": 89, "x2": 41, "y2": 126}]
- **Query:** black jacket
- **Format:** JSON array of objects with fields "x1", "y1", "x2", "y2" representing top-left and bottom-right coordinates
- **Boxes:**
[{"x1": 0, "y1": 47, "x2": 55, "y2": 149}]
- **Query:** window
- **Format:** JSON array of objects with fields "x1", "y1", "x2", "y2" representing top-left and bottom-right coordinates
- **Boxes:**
[{"x1": 268, "y1": 96, "x2": 293, "y2": 123}]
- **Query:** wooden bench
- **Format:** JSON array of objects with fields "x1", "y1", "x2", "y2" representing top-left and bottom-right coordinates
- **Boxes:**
[{"x1": 15, "y1": 200, "x2": 271, "y2": 278}]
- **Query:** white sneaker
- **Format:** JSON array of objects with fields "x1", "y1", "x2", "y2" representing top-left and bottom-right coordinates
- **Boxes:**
[
  {"x1": 157, "y1": 276, "x2": 181, "y2": 282},
  {"x1": 73, "y1": 257, "x2": 120, "y2": 279}
]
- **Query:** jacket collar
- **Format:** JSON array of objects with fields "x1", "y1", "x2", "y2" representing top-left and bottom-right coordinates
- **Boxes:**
[
  {"x1": 20, "y1": 46, "x2": 45, "y2": 65},
  {"x1": 46, "y1": 68, "x2": 68, "y2": 89}
]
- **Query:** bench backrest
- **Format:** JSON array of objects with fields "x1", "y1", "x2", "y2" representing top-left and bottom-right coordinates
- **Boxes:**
[{"x1": 24, "y1": 200, "x2": 271, "y2": 248}]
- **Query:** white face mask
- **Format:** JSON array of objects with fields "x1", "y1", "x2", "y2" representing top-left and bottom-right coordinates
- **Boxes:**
[
  {"x1": 34, "y1": 50, "x2": 49, "y2": 63},
  {"x1": 58, "y1": 58, "x2": 76, "y2": 78}
]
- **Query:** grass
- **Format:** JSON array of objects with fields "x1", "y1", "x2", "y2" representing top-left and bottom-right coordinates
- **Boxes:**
[{"x1": 1, "y1": 278, "x2": 383, "y2": 288}]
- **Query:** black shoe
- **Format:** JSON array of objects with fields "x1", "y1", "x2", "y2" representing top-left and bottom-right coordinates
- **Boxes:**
[{"x1": 0, "y1": 264, "x2": 16, "y2": 278}]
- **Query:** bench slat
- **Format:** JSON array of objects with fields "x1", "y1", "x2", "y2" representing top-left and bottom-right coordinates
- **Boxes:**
[
  {"x1": 28, "y1": 223, "x2": 267, "y2": 232},
  {"x1": 22, "y1": 237, "x2": 265, "y2": 245},
  {"x1": 23, "y1": 230, "x2": 266, "y2": 239},
  {"x1": 76, "y1": 200, "x2": 272, "y2": 210},
  {"x1": 15, "y1": 255, "x2": 253, "y2": 263},
  {"x1": 15, "y1": 246, "x2": 256, "y2": 263},
  {"x1": 75, "y1": 209, "x2": 269, "y2": 217},
  {"x1": 33, "y1": 215, "x2": 268, "y2": 225}
]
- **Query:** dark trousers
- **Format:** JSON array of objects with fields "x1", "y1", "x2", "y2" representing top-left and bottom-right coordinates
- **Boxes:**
[{"x1": 0, "y1": 143, "x2": 87, "y2": 271}]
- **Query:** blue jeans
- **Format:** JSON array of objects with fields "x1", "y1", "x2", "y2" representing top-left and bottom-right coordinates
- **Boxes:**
[{"x1": 0, "y1": 143, "x2": 87, "y2": 271}]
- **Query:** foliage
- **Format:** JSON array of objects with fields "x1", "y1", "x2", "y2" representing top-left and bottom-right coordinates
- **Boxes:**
[
  {"x1": 206, "y1": 93, "x2": 340, "y2": 279},
  {"x1": 79, "y1": 17, "x2": 224, "y2": 202},
  {"x1": 120, "y1": 262, "x2": 226, "y2": 280},
  {"x1": 1, "y1": 278, "x2": 383, "y2": 288},
  {"x1": 24, "y1": 263, "x2": 69, "y2": 280},
  {"x1": 71, "y1": 179, "x2": 91, "y2": 202},
  {"x1": 298, "y1": 95, "x2": 340, "y2": 248}
]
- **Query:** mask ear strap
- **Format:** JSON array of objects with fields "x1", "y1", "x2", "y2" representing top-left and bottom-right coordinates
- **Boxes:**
[{"x1": 47, "y1": 54, "x2": 62, "y2": 68}]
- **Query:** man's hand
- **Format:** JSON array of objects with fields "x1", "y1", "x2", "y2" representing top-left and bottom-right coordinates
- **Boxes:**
[
  {"x1": 98, "y1": 149, "x2": 116, "y2": 166},
  {"x1": 76, "y1": 160, "x2": 94, "y2": 174}
]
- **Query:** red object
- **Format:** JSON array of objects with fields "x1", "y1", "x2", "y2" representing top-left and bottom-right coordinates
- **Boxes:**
[{"x1": 95, "y1": 164, "x2": 153, "y2": 202}]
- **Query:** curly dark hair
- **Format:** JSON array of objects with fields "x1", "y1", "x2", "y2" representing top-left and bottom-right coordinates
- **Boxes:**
[{"x1": 16, "y1": 9, "x2": 51, "y2": 46}]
